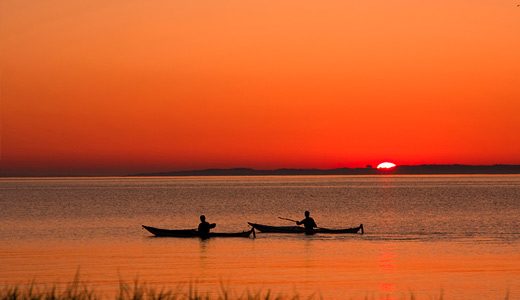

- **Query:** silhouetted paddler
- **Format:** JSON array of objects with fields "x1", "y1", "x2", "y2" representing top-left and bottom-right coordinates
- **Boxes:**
[
  {"x1": 197, "y1": 215, "x2": 216, "y2": 239},
  {"x1": 296, "y1": 211, "x2": 317, "y2": 235}
]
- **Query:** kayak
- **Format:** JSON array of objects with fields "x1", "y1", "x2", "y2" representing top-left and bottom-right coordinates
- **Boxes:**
[
  {"x1": 247, "y1": 223, "x2": 364, "y2": 234},
  {"x1": 142, "y1": 225, "x2": 255, "y2": 238}
]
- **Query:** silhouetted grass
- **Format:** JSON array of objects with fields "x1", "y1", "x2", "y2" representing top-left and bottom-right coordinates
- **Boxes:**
[
  {"x1": 0, "y1": 275, "x2": 509, "y2": 300},
  {"x1": 0, "y1": 273, "x2": 309, "y2": 300}
]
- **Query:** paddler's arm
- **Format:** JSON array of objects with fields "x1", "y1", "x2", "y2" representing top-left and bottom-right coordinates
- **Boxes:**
[{"x1": 210, "y1": 223, "x2": 216, "y2": 228}]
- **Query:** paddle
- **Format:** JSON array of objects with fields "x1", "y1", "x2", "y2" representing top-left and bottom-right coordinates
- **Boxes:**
[
  {"x1": 278, "y1": 216, "x2": 299, "y2": 223},
  {"x1": 278, "y1": 216, "x2": 326, "y2": 231},
  {"x1": 278, "y1": 217, "x2": 363, "y2": 234}
]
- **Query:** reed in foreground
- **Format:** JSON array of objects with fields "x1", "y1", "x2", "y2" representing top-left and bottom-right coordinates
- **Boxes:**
[
  {"x1": 0, "y1": 275, "x2": 483, "y2": 300},
  {"x1": 1, "y1": 275, "x2": 309, "y2": 300}
]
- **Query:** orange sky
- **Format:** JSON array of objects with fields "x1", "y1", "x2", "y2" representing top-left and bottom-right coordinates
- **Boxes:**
[{"x1": 1, "y1": 0, "x2": 519, "y2": 176}]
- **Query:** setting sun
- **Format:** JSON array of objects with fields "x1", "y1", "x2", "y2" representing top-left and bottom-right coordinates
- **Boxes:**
[{"x1": 377, "y1": 162, "x2": 397, "y2": 169}]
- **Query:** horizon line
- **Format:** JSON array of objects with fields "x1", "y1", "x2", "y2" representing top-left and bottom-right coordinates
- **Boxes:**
[{"x1": 3, "y1": 163, "x2": 520, "y2": 178}]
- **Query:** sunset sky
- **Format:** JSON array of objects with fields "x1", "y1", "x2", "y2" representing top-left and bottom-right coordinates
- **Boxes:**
[{"x1": 1, "y1": 0, "x2": 519, "y2": 176}]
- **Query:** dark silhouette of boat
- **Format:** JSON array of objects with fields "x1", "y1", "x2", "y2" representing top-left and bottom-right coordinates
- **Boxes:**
[
  {"x1": 248, "y1": 222, "x2": 364, "y2": 234},
  {"x1": 142, "y1": 225, "x2": 255, "y2": 238}
]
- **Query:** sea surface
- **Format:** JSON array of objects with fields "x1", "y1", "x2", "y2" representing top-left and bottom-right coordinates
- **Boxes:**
[{"x1": 1, "y1": 175, "x2": 520, "y2": 299}]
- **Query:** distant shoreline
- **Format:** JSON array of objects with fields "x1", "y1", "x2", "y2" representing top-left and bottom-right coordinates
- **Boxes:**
[
  {"x1": 2, "y1": 164, "x2": 520, "y2": 178},
  {"x1": 132, "y1": 164, "x2": 520, "y2": 177}
]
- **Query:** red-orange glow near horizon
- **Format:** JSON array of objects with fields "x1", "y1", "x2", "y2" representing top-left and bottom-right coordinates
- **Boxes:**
[{"x1": 1, "y1": 1, "x2": 520, "y2": 176}]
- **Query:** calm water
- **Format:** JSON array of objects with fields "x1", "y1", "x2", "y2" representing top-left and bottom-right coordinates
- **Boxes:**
[{"x1": 1, "y1": 175, "x2": 520, "y2": 299}]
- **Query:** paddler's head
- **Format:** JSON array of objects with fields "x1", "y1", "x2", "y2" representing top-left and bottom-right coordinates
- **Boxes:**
[
  {"x1": 200, "y1": 215, "x2": 206, "y2": 222},
  {"x1": 304, "y1": 211, "x2": 310, "y2": 217}
]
